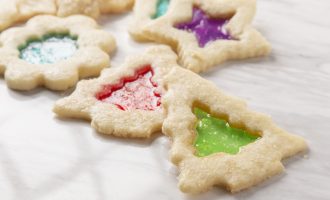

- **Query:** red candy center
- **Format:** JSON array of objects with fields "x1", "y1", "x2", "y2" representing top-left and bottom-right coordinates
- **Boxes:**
[{"x1": 96, "y1": 66, "x2": 161, "y2": 111}]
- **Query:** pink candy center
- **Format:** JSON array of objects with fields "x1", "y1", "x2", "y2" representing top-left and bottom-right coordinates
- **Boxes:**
[{"x1": 96, "y1": 66, "x2": 161, "y2": 111}]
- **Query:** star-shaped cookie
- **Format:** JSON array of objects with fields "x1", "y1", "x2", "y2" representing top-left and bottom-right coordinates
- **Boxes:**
[
  {"x1": 129, "y1": 0, "x2": 170, "y2": 42},
  {"x1": 130, "y1": 0, "x2": 271, "y2": 73},
  {"x1": 0, "y1": 15, "x2": 116, "y2": 91},
  {"x1": 162, "y1": 66, "x2": 307, "y2": 193},
  {"x1": 54, "y1": 46, "x2": 178, "y2": 138}
]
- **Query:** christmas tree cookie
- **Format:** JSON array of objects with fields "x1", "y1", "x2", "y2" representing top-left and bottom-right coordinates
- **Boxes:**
[
  {"x1": 54, "y1": 46, "x2": 178, "y2": 138},
  {"x1": 162, "y1": 67, "x2": 307, "y2": 193},
  {"x1": 0, "y1": 15, "x2": 116, "y2": 91},
  {"x1": 129, "y1": 0, "x2": 271, "y2": 73}
]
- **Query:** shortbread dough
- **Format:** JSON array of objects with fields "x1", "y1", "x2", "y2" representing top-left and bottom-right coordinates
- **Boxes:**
[
  {"x1": 54, "y1": 46, "x2": 178, "y2": 138},
  {"x1": 130, "y1": 0, "x2": 271, "y2": 73},
  {"x1": 0, "y1": 15, "x2": 116, "y2": 91},
  {"x1": 162, "y1": 66, "x2": 307, "y2": 193}
]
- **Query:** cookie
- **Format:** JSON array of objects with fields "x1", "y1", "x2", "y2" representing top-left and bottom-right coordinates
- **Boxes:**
[
  {"x1": 0, "y1": 1, "x2": 18, "y2": 33},
  {"x1": 129, "y1": 0, "x2": 166, "y2": 42},
  {"x1": 0, "y1": 0, "x2": 56, "y2": 31},
  {"x1": 54, "y1": 46, "x2": 177, "y2": 138},
  {"x1": 99, "y1": 0, "x2": 135, "y2": 14},
  {"x1": 162, "y1": 67, "x2": 307, "y2": 193},
  {"x1": 56, "y1": 0, "x2": 135, "y2": 18},
  {"x1": 0, "y1": 0, "x2": 135, "y2": 31},
  {"x1": 0, "y1": 15, "x2": 116, "y2": 91},
  {"x1": 17, "y1": 0, "x2": 57, "y2": 19},
  {"x1": 56, "y1": 0, "x2": 101, "y2": 19},
  {"x1": 129, "y1": 0, "x2": 271, "y2": 73}
]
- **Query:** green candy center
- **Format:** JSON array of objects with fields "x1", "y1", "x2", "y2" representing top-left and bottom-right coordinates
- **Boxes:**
[
  {"x1": 19, "y1": 34, "x2": 78, "y2": 64},
  {"x1": 194, "y1": 108, "x2": 260, "y2": 157},
  {"x1": 152, "y1": 0, "x2": 170, "y2": 19}
]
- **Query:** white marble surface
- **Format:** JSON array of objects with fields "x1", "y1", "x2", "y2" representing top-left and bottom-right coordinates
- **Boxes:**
[{"x1": 1, "y1": 0, "x2": 330, "y2": 199}]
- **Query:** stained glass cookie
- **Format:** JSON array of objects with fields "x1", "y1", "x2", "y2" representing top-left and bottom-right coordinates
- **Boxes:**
[
  {"x1": 54, "y1": 46, "x2": 178, "y2": 138},
  {"x1": 129, "y1": 0, "x2": 271, "y2": 73},
  {"x1": 98, "y1": 0, "x2": 135, "y2": 14},
  {"x1": 129, "y1": 0, "x2": 171, "y2": 41},
  {"x1": 0, "y1": 0, "x2": 56, "y2": 31},
  {"x1": 0, "y1": 15, "x2": 116, "y2": 91},
  {"x1": 0, "y1": 0, "x2": 135, "y2": 31},
  {"x1": 57, "y1": 0, "x2": 135, "y2": 17},
  {"x1": 56, "y1": 0, "x2": 101, "y2": 19},
  {"x1": 162, "y1": 67, "x2": 307, "y2": 193}
]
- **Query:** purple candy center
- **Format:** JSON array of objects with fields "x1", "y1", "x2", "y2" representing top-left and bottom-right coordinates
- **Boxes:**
[{"x1": 175, "y1": 7, "x2": 232, "y2": 47}]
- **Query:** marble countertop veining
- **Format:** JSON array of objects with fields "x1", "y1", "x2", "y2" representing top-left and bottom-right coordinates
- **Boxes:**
[{"x1": 0, "y1": 0, "x2": 330, "y2": 199}]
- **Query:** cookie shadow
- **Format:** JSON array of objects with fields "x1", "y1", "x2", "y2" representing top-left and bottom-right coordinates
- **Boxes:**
[
  {"x1": 4, "y1": 85, "x2": 74, "y2": 102},
  {"x1": 93, "y1": 128, "x2": 163, "y2": 148},
  {"x1": 54, "y1": 114, "x2": 162, "y2": 148},
  {"x1": 202, "y1": 55, "x2": 275, "y2": 78}
]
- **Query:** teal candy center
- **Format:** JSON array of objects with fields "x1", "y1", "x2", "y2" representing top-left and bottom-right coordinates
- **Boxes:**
[
  {"x1": 19, "y1": 34, "x2": 78, "y2": 64},
  {"x1": 152, "y1": 0, "x2": 170, "y2": 19},
  {"x1": 194, "y1": 108, "x2": 260, "y2": 157}
]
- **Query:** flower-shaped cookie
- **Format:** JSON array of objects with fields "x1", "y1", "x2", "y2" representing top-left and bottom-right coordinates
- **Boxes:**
[
  {"x1": 54, "y1": 46, "x2": 177, "y2": 138},
  {"x1": 0, "y1": 15, "x2": 116, "y2": 91},
  {"x1": 130, "y1": 0, "x2": 271, "y2": 73},
  {"x1": 162, "y1": 67, "x2": 307, "y2": 193},
  {"x1": 0, "y1": 0, "x2": 135, "y2": 31}
]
